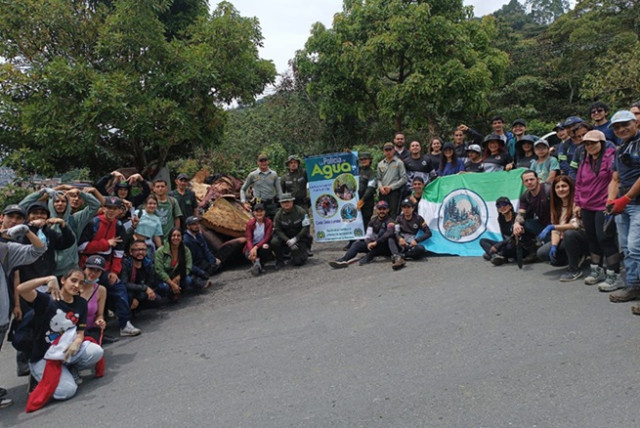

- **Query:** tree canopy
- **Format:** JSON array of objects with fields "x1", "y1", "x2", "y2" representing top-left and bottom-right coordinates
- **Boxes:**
[{"x1": 0, "y1": 0, "x2": 276, "y2": 176}]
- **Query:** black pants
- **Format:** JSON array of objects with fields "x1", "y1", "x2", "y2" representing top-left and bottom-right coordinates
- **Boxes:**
[
  {"x1": 537, "y1": 229, "x2": 588, "y2": 270},
  {"x1": 271, "y1": 236, "x2": 309, "y2": 266},
  {"x1": 581, "y1": 208, "x2": 620, "y2": 270},
  {"x1": 380, "y1": 189, "x2": 402, "y2": 217},
  {"x1": 388, "y1": 239, "x2": 427, "y2": 259}
]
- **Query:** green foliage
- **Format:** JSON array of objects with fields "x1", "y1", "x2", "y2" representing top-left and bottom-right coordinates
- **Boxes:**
[
  {"x1": 0, "y1": 0, "x2": 276, "y2": 178},
  {"x1": 0, "y1": 184, "x2": 32, "y2": 209}
]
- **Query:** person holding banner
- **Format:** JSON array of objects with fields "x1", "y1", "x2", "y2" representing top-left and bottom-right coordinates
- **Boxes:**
[
  {"x1": 357, "y1": 152, "x2": 376, "y2": 228},
  {"x1": 377, "y1": 142, "x2": 407, "y2": 216},
  {"x1": 480, "y1": 196, "x2": 517, "y2": 266}
]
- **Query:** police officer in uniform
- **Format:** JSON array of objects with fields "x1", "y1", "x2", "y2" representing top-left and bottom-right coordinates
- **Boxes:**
[
  {"x1": 241, "y1": 153, "x2": 283, "y2": 218},
  {"x1": 281, "y1": 155, "x2": 308, "y2": 208},
  {"x1": 356, "y1": 152, "x2": 376, "y2": 228},
  {"x1": 270, "y1": 193, "x2": 311, "y2": 268}
]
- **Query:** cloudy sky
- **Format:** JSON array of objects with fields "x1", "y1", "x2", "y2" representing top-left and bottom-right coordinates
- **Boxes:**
[{"x1": 223, "y1": 0, "x2": 513, "y2": 74}]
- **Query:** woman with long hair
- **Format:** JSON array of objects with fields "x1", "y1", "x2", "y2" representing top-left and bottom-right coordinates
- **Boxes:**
[
  {"x1": 155, "y1": 227, "x2": 209, "y2": 301},
  {"x1": 536, "y1": 176, "x2": 589, "y2": 281},
  {"x1": 244, "y1": 203, "x2": 274, "y2": 276},
  {"x1": 437, "y1": 142, "x2": 465, "y2": 176},
  {"x1": 482, "y1": 134, "x2": 514, "y2": 172},
  {"x1": 427, "y1": 136, "x2": 444, "y2": 167},
  {"x1": 574, "y1": 130, "x2": 621, "y2": 291}
]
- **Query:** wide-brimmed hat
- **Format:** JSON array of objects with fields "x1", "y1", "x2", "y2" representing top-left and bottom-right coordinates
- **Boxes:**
[{"x1": 279, "y1": 193, "x2": 295, "y2": 202}]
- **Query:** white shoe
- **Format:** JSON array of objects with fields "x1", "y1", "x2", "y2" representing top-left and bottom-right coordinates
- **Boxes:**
[
  {"x1": 120, "y1": 321, "x2": 141, "y2": 337},
  {"x1": 597, "y1": 270, "x2": 624, "y2": 292}
]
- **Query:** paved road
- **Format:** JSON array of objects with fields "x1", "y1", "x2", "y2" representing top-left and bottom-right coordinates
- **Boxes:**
[{"x1": 1, "y1": 243, "x2": 640, "y2": 427}]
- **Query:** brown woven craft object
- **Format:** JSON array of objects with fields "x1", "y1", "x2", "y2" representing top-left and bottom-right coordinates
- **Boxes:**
[{"x1": 201, "y1": 196, "x2": 251, "y2": 238}]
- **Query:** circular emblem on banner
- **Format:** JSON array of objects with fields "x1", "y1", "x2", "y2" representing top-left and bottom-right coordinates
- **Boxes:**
[{"x1": 438, "y1": 189, "x2": 488, "y2": 243}]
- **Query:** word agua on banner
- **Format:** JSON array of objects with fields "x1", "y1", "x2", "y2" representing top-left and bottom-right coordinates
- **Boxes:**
[{"x1": 305, "y1": 152, "x2": 365, "y2": 242}]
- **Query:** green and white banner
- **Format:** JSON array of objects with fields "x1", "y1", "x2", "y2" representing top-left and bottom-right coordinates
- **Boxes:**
[
  {"x1": 305, "y1": 152, "x2": 366, "y2": 242},
  {"x1": 418, "y1": 169, "x2": 526, "y2": 256}
]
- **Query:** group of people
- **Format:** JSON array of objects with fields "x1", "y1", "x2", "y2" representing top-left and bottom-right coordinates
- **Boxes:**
[
  {"x1": 2, "y1": 100, "x2": 640, "y2": 411},
  {"x1": 0, "y1": 173, "x2": 222, "y2": 410}
]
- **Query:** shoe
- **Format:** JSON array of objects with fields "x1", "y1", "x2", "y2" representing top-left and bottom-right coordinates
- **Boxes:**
[
  {"x1": 359, "y1": 254, "x2": 374, "y2": 265},
  {"x1": 120, "y1": 321, "x2": 142, "y2": 337},
  {"x1": 27, "y1": 375, "x2": 38, "y2": 394},
  {"x1": 598, "y1": 270, "x2": 624, "y2": 292},
  {"x1": 251, "y1": 260, "x2": 262, "y2": 276},
  {"x1": 482, "y1": 253, "x2": 491, "y2": 261},
  {"x1": 101, "y1": 334, "x2": 119, "y2": 344},
  {"x1": 307, "y1": 249, "x2": 314, "y2": 257},
  {"x1": 329, "y1": 260, "x2": 349, "y2": 269},
  {"x1": 631, "y1": 303, "x2": 640, "y2": 315},
  {"x1": 274, "y1": 260, "x2": 285, "y2": 271},
  {"x1": 584, "y1": 265, "x2": 605, "y2": 285},
  {"x1": 560, "y1": 269, "x2": 583, "y2": 282},
  {"x1": 490, "y1": 254, "x2": 506, "y2": 266},
  {"x1": 522, "y1": 253, "x2": 538, "y2": 264},
  {"x1": 17, "y1": 361, "x2": 30, "y2": 377},
  {"x1": 0, "y1": 397, "x2": 12, "y2": 409},
  {"x1": 609, "y1": 287, "x2": 640, "y2": 303},
  {"x1": 68, "y1": 365, "x2": 83, "y2": 385},
  {"x1": 391, "y1": 255, "x2": 406, "y2": 271}
]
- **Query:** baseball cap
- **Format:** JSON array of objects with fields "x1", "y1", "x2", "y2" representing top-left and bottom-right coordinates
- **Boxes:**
[
  {"x1": 512, "y1": 118, "x2": 526, "y2": 127},
  {"x1": 400, "y1": 198, "x2": 414, "y2": 208},
  {"x1": 2, "y1": 204, "x2": 26, "y2": 217},
  {"x1": 376, "y1": 200, "x2": 390, "y2": 209},
  {"x1": 534, "y1": 139, "x2": 550, "y2": 148},
  {"x1": 177, "y1": 173, "x2": 190, "y2": 181},
  {"x1": 185, "y1": 216, "x2": 200, "y2": 225},
  {"x1": 582, "y1": 130, "x2": 606, "y2": 142},
  {"x1": 85, "y1": 255, "x2": 106, "y2": 271},
  {"x1": 104, "y1": 196, "x2": 123, "y2": 208},
  {"x1": 609, "y1": 110, "x2": 636, "y2": 128},
  {"x1": 383, "y1": 142, "x2": 394, "y2": 150},
  {"x1": 466, "y1": 144, "x2": 482, "y2": 154}
]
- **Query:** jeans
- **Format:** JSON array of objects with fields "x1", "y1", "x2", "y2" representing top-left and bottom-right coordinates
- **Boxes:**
[
  {"x1": 101, "y1": 273, "x2": 132, "y2": 329},
  {"x1": 29, "y1": 341, "x2": 104, "y2": 400},
  {"x1": 615, "y1": 204, "x2": 640, "y2": 288}
]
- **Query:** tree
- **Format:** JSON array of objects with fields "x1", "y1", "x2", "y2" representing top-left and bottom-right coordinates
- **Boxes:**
[
  {"x1": 526, "y1": 0, "x2": 570, "y2": 25},
  {"x1": 0, "y1": 0, "x2": 275, "y2": 177},
  {"x1": 293, "y1": 0, "x2": 509, "y2": 146}
]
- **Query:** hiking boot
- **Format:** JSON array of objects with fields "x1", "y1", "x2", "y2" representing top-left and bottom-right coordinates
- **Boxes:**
[
  {"x1": 391, "y1": 255, "x2": 406, "y2": 271},
  {"x1": 584, "y1": 265, "x2": 605, "y2": 286},
  {"x1": 490, "y1": 254, "x2": 506, "y2": 266},
  {"x1": 359, "y1": 254, "x2": 374, "y2": 265},
  {"x1": 560, "y1": 269, "x2": 583, "y2": 282},
  {"x1": 120, "y1": 321, "x2": 141, "y2": 337},
  {"x1": 329, "y1": 260, "x2": 349, "y2": 269},
  {"x1": 68, "y1": 365, "x2": 83, "y2": 385},
  {"x1": 482, "y1": 253, "x2": 491, "y2": 261},
  {"x1": 598, "y1": 270, "x2": 624, "y2": 292},
  {"x1": 609, "y1": 287, "x2": 640, "y2": 303},
  {"x1": 251, "y1": 260, "x2": 262, "y2": 276}
]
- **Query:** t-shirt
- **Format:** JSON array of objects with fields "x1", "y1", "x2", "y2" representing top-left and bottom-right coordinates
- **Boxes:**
[
  {"x1": 483, "y1": 152, "x2": 513, "y2": 172},
  {"x1": 531, "y1": 157, "x2": 560, "y2": 182},
  {"x1": 156, "y1": 198, "x2": 183, "y2": 239},
  {"x1": 613, "y1": 133, "x2": 640, "y2": 204},
  {"x1": 135, "y1": 210, "x2": 163, "y2": 239},
  {"x1": 518, "y1": 184, "x2": 551, "y2": 225},
  {"x1": 29, "y1": 291, "x2": 87, "y2": 362}
]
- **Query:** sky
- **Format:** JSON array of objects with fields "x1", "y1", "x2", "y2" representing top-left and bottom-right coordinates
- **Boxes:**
[{"x1": 222, "y1": 0, "x2": 511, "y2": 75}]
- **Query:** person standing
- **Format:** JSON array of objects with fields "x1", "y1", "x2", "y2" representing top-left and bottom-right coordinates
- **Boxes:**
[
  {"x1": 357, "y1": 152, "x2": 376, "y2": 228},
  {"x1": 241, "y1": 153, "x2": 283, "y2": 219},
  {"x1": 393, "y1": 132, "x2": 410, "y2": 162},
  {"x1": 377, "y1": 142, "x2": 407, "y2": 216},
  {"x1": 281, "y1": 155, "x2": 308, "y2": 208},
  {"x1": 153, "y1": 179, "x2": 182, "y2": 241},
  {"x1": 170, "y1": 173, "x2": 198, "y2": 230}
]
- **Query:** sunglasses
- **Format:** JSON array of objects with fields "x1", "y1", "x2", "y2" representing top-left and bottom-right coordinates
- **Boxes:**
[
  {"x1": 496, "y1": 202, "x2": 510, "y2": 208},
  {"x1": 590, "y1": 108, "x2": 605, "y2": 114},
  {"x1": 383, "y1": 148, "x2": 393, "y2": 151}
]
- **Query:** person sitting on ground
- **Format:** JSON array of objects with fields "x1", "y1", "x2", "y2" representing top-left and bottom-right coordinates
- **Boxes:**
[
  {"x1": 573, "y1": 130, "x2": 621, "y2": 291},
  {"x1": 270, "y1": 193, "x2": 311, "y2": 269},
  {"x1": 514, "y1": 135, "x2": 537, "y2": 169},
  {"x1": 17, "y1": 272, "x2": 104, "y2": 407},
  {"x1": 513, "y1": 170, "x2": 551, "y2": 263},
  {"x1": 530, "y1": 139, "x2": 559, "y2": 183},
  {"x1": 329, "y1": 200, "x2": 395, "y2": 268},
  {"x1": 183, "y1": 216, "x2": 221, "y2": 279},
  {"x1": 481, "y1": 134, "x2": 514, "y2": 172},
  {"x1": 155, "y1": 227, "x2": 210, "y2": 302},
  {"x1": 479, "y1": 197, "x2": 518, "y2": 265},
  {"x1": 463, "y1": 144, "x2": 485, "y2": 173},
  {"x1": 244, "y1": 204, "x2": 274, "y2": 276},
  {"x1": 78, "y1": 200, "x2": 142, "y2": 337},
  {"x1": 536, "y1": 176, "x2": 588, "y2": 281},
  {"x1": 389, "y1": 199, "x2": 432, "y2": 265},
  {"x1": 120, "y1": 240, "x2": 167, "y2": 311},
  {"x1": 437, "y1": 142, "x2": 465, "y2": 176},
  {"x1": 79, "y1": 263, "x2": 107, "y2": 344}
]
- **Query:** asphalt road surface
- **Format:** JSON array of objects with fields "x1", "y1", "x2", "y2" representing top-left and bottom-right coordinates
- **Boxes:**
[{"x1": 1, "y1": 243, "x2": 639, "y2": 427}]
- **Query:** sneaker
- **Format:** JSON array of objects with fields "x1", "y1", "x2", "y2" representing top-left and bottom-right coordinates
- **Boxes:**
[
  {"x1": 482, "y1": 253, "x2": 491, "y2": 261},
  {"x1": 274, "y1": 260, "x2": 285, "y2": 271},
  {"x1": 120, "y1": 321, "x2": 141, "y2": 337},
  {"x1": 251, "y1": 260, "x2": 262, "y2": 276},
  {"x1": 359, "y1": 254, "x2": 374, "y2": 265},
  {"x1": 391, "y1": 255, "x2": 406, "y2": 271},
  {"x1": 560, "y1": 269, "x2": 583, "y2": 282},
  {"x1": 490, "y1": 254, "x2": 506, "y2": 266},
  {"x1": 68, "y1": 365, "x2": 83, "y2": 385},
  {"x1": 329, "y1": 260, "x2": 349, "y2": 269},
  {"x1": 598, "y1": 270, "x2": 624, "y2": 292},
  {"x1": 0, "y1": 397, "x2": 12, "y2": 409},
  {"x1": 584, "y1": 265, "x2": 605, "y2": 286},
  {"x1": 609, "y1": 287, "x2": 640, "y2": 303},
  {"x1": 631, "y1": 303, "x2": 640, "y2": 316}
]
